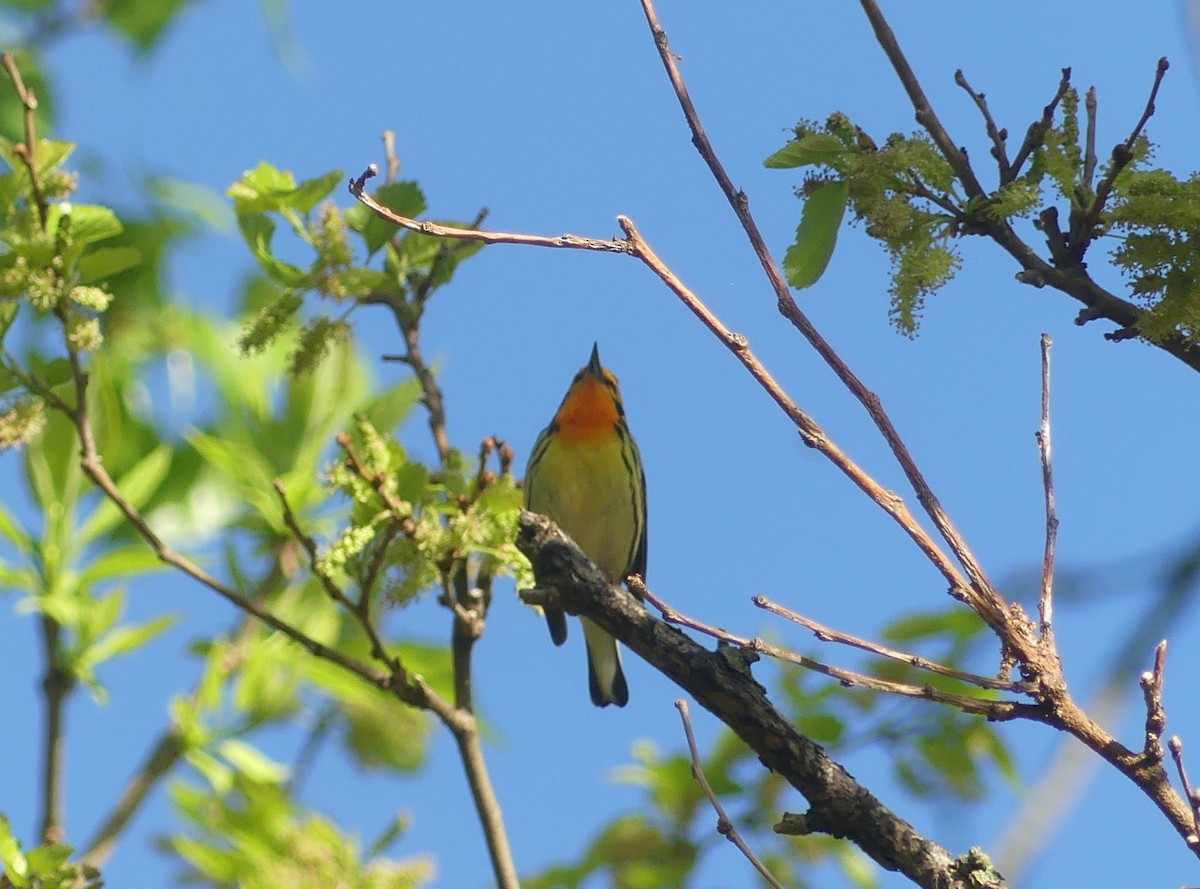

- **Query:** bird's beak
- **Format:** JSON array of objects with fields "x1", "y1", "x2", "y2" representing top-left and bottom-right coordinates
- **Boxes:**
[{"x1": 587, "y1": 342, "x2": 603, "y2": 375}]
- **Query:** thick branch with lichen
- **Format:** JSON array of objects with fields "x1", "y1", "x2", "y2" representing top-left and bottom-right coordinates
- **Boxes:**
[{"x1": 517, "y1": 511, "x2": 1000, "y2": 889}]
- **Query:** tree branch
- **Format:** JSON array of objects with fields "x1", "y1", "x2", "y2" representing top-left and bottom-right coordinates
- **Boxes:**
[
  {"x1": 1036, "y1": 334, "x2": 1058, "y2": 638},
  {"x1": 517, "y1": 511, "x2": 1006, "y2": 889},
  {"x1": 635, "y1": 0, "x2": 1009, "y2": 629},
  {"x1": 37, "y1": 614, "x2": 71, "y2": 845}
]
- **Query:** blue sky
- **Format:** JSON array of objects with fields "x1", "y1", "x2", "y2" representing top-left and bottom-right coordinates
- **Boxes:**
[{"x1": 2, "y1": 1, "x2": 1199, "y2": 887}]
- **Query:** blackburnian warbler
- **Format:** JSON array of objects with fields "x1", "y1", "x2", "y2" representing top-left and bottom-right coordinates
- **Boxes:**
[{"x1": 525, "y1": 344, "x2": 648, "y2": 707}]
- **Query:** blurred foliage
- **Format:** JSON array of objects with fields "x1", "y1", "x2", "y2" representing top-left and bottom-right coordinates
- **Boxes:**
[
  {"x1": 0, "y1": 815, "x2": 102, "y2": 889},
  {"x1": 166, "y1": 751, "x2": 433, "y2": 889}
]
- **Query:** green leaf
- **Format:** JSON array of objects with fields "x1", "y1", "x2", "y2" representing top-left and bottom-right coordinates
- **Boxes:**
[
  {"x1": 41, "y1": 358, "x2": 73, "y2": 387},
  {"x1": 0, "y1": 499, "x2": 32, "y2": 553},
  {"x1": 0, "y1": 301, "x2": 17, "y2": 341},
  {"x1": 78, "y1": 245, "x2": 143, "y2": 282},
  {"x1": 0, "y1": 814, "x2": 28, "y2": 885},
  {"x1": 218, "y1": 738, "x2": 289, "y2": 784},
  {"x1": 236, "y1": 211, "x2": 309, "y2": 287},
  {"x1": 784, "y1": 178, "x2": 849, "y2": 289},
  {"x1": 77, "y1": 544, "x2": 164, "y2": 584},
  {"x1": 765, "y1": 133, "x2": 849, "y2": 169},
  {"x1": 229, "y1": 162, "x2": 340, "y2": 215},
  {"x1": 288, "y1": 170, "x2": 344, "y2": 215},
  {"x1": 50, "y1": 204, "x2": 124, "y2": 245},
  {"x1": 104, "y1": 0, "x2": 200, "y2": 52},
  {"x1": 82, "y1": 613, "x2": 176, "y2": 668},
  {"x1": 346, "y1": 180, "x2": 428, "y2": 255},
  {"x1": 23, "y1": 843, "x2": 72, "y2": 875}
]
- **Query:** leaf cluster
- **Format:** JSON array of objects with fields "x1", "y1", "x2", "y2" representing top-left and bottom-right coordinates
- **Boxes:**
[
  {"x1": 1108, "y1": 169, "x2": 1200, "y2": 344},
  {"x1": 230, "y1": 164, "x2": 483, "y2": 374},
  {"x1": 765, "y1": 113, "x2": 963, "y2": 336}
]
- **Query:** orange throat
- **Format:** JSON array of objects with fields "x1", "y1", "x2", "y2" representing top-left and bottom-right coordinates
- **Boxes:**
[{"x1": 554, "y1": 377, "x2": 620, "y2": 443}]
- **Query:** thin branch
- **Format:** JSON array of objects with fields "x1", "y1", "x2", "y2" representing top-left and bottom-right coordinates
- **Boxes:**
[
  {"x1": 1168, "y1": 737, "x2": 1200, "y2": 847},
  {"x1": 290, "y1": 702, "x2": 339, "y2": 796},
  {"x1": 344, "y1": 202, "x2": 517, "y2": 886},
  {"x1": 752, "y1": 594, "x2": 1030, "y2": 693},
  {"x1": 349, "y1": 166, "x2": 630, "y2": 255},
  {"x1": 954, "y1": 69, "x2": 1011, "y2": 180},
  {"x1": 631, "y1": 578, "x2": 1036, "y2": 721},
  {"x1": 381, "y1": 129, "x2": 401, "y2": 184},
  {"x1": 37, "y1": 617, "x2": 71, "y2": 845},
  {"x1": 0, "y1": 52, "x2": 48, "y2": 229},
  {"x1": 80, "y1": 729, "x2": 184, "y2": 869},
  {"x1": 1140, "y1": 641, "x2": 1168, "y2": 763},
  {"x1": 614, "y1": 215, "x2": 999, "y2": 625},
  {"x1": 636, "y1": 0, "x2": 1008, "y2": 629},
  {"x1": 1082, "y1": 87, "x2": 1099, "y2": 193},
  {"x1": 1073, "y1": 57, "x2": 1170, "y2": 255},
  {"x1": 675, "y1": 700, "x2": 787, "y2": 889},
  {"x1": 852, "y1": 0, "x2": 985, "y2": 198},
  {"x1": 79, "y1": 445, "x2": 393, "y2": 691},
  {"x1": 1036, "y1": 334, "x2": 1058, "y2": 638},
  {"x1": 1010, "y1": 68, "x2": 1073, "y2": 181}
]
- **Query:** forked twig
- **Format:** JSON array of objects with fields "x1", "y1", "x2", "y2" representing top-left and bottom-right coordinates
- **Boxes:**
[
  {"x1": 632, "y1": 579, "x2": 1036, "y2": 721},
  {"x1": 753, "y1": 595, "x2": 1030, "y2": 693},
  {"x1": 637, "y1": 0, "x2": 1008, "y2": 630},
  {"x1": 954, "y1": 69, "x2": 1011, "y2": 180},
  {"x1": 676, "y1": 700, "x2": 786, "y2": 889}
]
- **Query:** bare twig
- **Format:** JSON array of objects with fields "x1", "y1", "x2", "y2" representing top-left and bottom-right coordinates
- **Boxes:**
[
  {"x1": 350, "y1": 166, "x2": 630, "y2": 255},
  {"x1": 631, "y1": 578, "x2": 1035, "y2": 721},
  {"x1": 0, "y1": 52, "x2": 48, "y2": 229},
  {"x1": 852, "y1": 0, "x2": 985, "y2": 198},
  {"x1": 37, "y1": 620, "x2": 70, "y2": 845},
  {"x1": 614, "y1": 215, "x2": 1000, "y2": 625},
  {"x1": 675, "y1": 700, "x2": 787, "y2": 889},
  {"x1": 1168, "y1": 737, "x2": 1200, "y2": 846},
  {"x1": 636, "y1": 0, "x2": 1008, "y2": 630},
  {"x1": 752, "y1": 594, "x2": 1029, "y2": 693},
  {"x1": 1036, "y1": 334, "x2": 1058, "y2": 638},
  {"x1": 1073, "y1": 57, "x2": 1169, "y2": 256},
  {"x1": 381, "y1": 129, "x2": 401, "y2": 184},
  {"x1": 954, "y1": 69, "x2": 1011, "y2": 180},
  {"x1": 1010, "y1": 68, "x2": 1073, "y2": 181},
  {"x1": 1082, "y1": 87, "x2": 1099, "y2": 193},
  {"x1": 1140, "y1": 641, "x2": 1168, "y2": 763}
]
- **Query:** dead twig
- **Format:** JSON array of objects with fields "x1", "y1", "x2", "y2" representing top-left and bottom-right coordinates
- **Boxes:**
[{"x1": 676, "y1": 699, "x2": 787, "y2": 889}]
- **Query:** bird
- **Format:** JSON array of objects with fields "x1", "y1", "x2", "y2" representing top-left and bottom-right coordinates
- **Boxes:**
[{"x1": 524, "y1": 343, "x2": 647, "y2": 707}]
